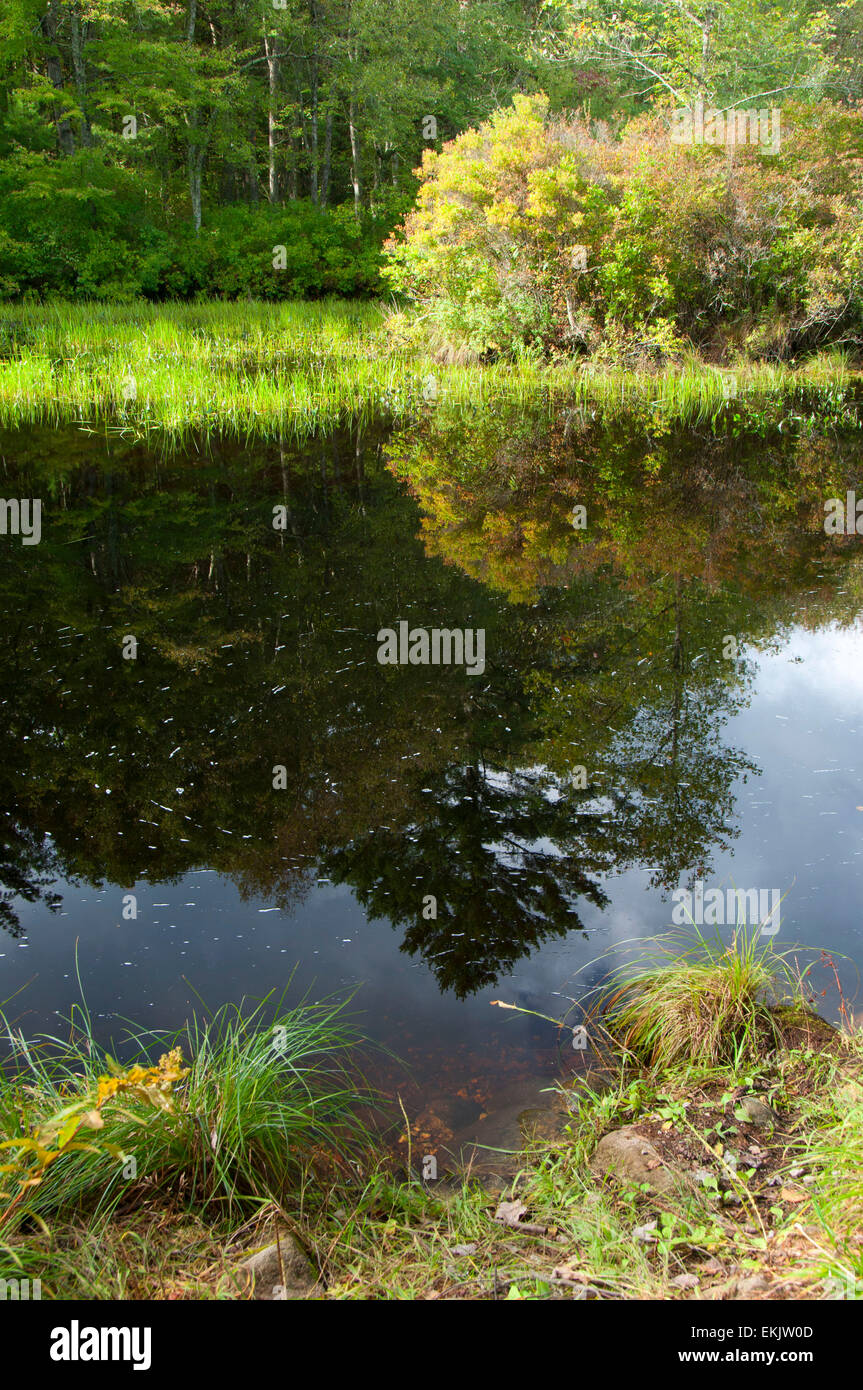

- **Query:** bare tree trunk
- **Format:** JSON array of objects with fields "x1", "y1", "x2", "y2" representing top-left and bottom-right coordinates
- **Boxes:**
[
  {"x1": 186, "y1": 0, "x2": 204, "y2": 233},
  {"x1": 188, "y1": 144, "x2": 204, "y2": 232},
  {"x1": 264, "y1": 33, "x2": 280, "y2": 202},
  {"x1": 310, "y1": 61, "x2": 319, "y2": 203},
  {"x1": 41, "y1": 1, "x2": 75, "y2": 155},
  {"x1": 348, "y1": 81, "x2": 361, "y2": 216}
]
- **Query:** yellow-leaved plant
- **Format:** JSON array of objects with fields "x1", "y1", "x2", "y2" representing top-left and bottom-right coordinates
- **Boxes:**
[{"x1": 0, "y1": 1047, "x2": 189, "y2": 1227}]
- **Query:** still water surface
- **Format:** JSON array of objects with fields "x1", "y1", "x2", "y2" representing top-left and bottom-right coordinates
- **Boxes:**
[{"x1": 1, "y1": 406, "x2": 861, "y2": 1133}]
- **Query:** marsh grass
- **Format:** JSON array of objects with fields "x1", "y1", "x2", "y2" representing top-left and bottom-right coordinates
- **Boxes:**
[
  {"x1": 0, "y1": 301, "x2": 857, "y2": 440},
  {"x1": 0, "y1": 961, "x2": 860, "y2": 1299}
]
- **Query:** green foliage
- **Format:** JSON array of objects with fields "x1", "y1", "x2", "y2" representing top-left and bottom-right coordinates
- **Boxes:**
[
  {"x1": 0, "y1": 151, "x2": 396, "y2": 300},
  {"x1": 0, "y1": 997, "x2": 374, "y2": 1228},
  {"x1": 597, "y1": 928, "x2": 803, "y2": 1069}
]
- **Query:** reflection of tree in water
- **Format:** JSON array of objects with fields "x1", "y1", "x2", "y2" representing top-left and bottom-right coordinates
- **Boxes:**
[
  {"x1": 0, "y1": 415, "x2": 859, "y2": 993},
  {"x1": 0, "y1": 818, "x2": 63, "y2": 938},
  {"x1": 325, "y1": 760, "x2": 610, "y2": 998}
]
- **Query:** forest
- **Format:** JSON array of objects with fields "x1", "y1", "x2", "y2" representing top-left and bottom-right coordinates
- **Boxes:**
[{"x1": 1, "y1": 0, "x2": 862, "y2": 309}]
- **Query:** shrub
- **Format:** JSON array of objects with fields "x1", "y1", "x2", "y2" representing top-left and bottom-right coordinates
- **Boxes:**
[{"x1": 384, "y1": 94, "x2": 863, "y2": 361}]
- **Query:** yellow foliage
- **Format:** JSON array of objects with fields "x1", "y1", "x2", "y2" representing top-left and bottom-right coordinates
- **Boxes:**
[{"x1": 0, "y1": 1049, "x2": 189, "y2": 1225}]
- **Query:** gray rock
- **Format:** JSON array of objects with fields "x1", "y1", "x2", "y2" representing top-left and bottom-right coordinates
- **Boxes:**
[
  {"x1": 738, "y1": 1095, "x2": 778, "y2": 1127},
  {"x1": 589, "y1": 1127, "x2": 678, "y2": 1194},
  {"x1": 733, "y1": 1274, "x2": 771, "y2": 1298},
  {"x1": 237, "y1": 1229, "x2": 318, "y2": 1300},
  {"x1": 693, "y1": 1168, "x2": 717, "y2": 1187}
]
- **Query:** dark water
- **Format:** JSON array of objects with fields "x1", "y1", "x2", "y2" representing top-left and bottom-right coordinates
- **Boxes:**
[{"x1": 1, "y1": 402, "x2": 862, "y2": 1137}]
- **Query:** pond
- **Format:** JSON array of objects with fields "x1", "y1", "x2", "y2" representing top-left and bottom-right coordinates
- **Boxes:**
[{"x1": 1, "y1": 401, "x2": 862, "y2": 1150}]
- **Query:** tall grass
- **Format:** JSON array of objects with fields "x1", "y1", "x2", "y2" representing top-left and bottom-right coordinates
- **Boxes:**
[
  {"x1": 0, "y1": 301, "x2": 857, "y2": 441},
  {"x1": 0, "y1": 995, "x2": 376, "y2": 1229}
]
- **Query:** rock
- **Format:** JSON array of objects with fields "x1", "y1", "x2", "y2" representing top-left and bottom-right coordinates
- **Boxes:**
[
  {"x1": 738, "y1": 1095, "x2": 778, "y2": 1127},
  {"x1": 518, "y1": 1107, "x2": 569, "y2": 1143},
  {"x1": 719, "y1": 1152, "x2": 739, "y2": 1179},
  {"x1": 713, "y1": 1272, "x2": 771, "y2": 1300},
  {"x1": 237, "y1": 1229, "x2": 318, "y2": 1300},
  {"x1": 589, "y1": 1127, "x2": 679, "y2": 1194},
  {"x1": 734, "y1": 1274, "x2": 771, "y2": 1298},
  {"x1": 633, "y1": 1221, "x2": 658, "y2": 1242},
  {"x1": 694, "y1": 1168, "x2": 717, "y2": 1187}
]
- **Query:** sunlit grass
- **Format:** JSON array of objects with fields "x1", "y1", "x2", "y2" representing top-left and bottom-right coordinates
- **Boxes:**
[{"x1": 0, "y1": 301, "x2": 858, "y2": 440}]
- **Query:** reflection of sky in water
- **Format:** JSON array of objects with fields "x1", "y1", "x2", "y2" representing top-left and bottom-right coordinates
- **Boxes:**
[{"x1": 3, "y1": 618, "x2": 862, "y2": 1097}]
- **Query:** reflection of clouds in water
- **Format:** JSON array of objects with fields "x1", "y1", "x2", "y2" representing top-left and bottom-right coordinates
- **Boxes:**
[
  {"x1": 753, "y1": 623, "x2": 863, "y2": 706},
  {"x1": 507, "y1": 621, "x2": 863, "y2": 1023}
]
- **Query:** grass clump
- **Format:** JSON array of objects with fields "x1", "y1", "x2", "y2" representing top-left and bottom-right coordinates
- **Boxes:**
[
  {"x1": 596, "y1": 928, "x2": 800, "y2": 1070},
  {"x1": 0, "y1": 994, "x2": 374, "y2": 1235}
]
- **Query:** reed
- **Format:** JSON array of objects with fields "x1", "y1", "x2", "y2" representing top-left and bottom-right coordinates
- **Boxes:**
[{"x1": 0, "y1": 301, "x2": 857, "y2": 440}]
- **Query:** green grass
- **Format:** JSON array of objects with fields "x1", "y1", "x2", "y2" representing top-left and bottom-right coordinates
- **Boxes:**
[
  {"x1": 0, "y1": 993, "x2": 376, "y2": 1232},
  {"x1": 1, "y1": 948, "x2": 861, "y2": 1300},
  {"x1": 593, "y1": 926, "x2": 802, "y2": 1070},
  {"x1": 0, "y1": 300, "x2": 858, "y2": 440}
]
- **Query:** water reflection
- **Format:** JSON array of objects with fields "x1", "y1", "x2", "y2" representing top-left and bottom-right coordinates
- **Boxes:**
[{"x1": 0, "y1": 406, "x2": 860, "y2": 1037}]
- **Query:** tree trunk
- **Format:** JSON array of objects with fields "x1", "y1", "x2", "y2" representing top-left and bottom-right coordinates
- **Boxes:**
[
  {"x1": 188, "y1": 143, "x2": 204, "y2": 233},
  {"x1": 348, "y1": 78, "x2": 361, "y2": 216},
  {"x1": 186, "y1": 0, "x2": 204, "y2": 233},
  {"x1": 320, "y1": 107, "x2": 333, "y2": 207},
  {"x1": 41, "y1": 1, "x2": 75, "y2": 156},
  {"x1": 310, "y1": 62, "x2": 319, "y2": 203},
  {"x1": 264, "y1": 34, "x2": 280, "y2": 202},
  {"x1": 69, "y1": 3, "x2": 93, "y2": 147}
]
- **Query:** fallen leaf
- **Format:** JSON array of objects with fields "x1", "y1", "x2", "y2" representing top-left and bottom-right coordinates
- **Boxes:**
[
  {"x1": 552, "y1": 1264, "x2": 591, "y2": 1284},
  {"x1": 780, "y1": 1187, "x2": 808, "y2": 1204},
  {"x1": 633, "y1": 1221, "x2": 658, "y2": 1242},
  {"x1": 495, "y1": 1199, "x2": 528, "y2": 1226}
]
